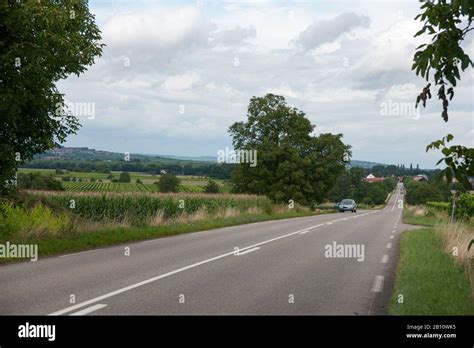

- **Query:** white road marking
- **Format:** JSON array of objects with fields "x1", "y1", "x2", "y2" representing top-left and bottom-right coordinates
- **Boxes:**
[
  {"x1": 381, "y1": 255, "x2": 389, "y2": 264},
  {"x1": 386, "y1": 243, "x2": 392, "y2": 249},
  {"x1": 299, "y1": 230, "x2": 310, "y2": 235},
  {"x1": 391, "y1": 189, "x2": 400, "y2": 211},
  {"x1": 371, "y1": 275, "x2": 384, "y2": 292},
  {"x1": 237, "y1": 247, "x2": 260, "y2": 255},
  {"x1": 49, "y1": 219, "x2": 342, "y2": 315},
  {"x1": 390, "y1": 235, "x2": 394, "y2": 239},
  {"x1": 49, "y1": 212, "x2": 377, "y2": 316},
  {"x1": 59, "y1": 249, "x2": 104, "y2": 258},
  {"x1": 70, "y1": 304, "x2": 107, "y2": 316}
]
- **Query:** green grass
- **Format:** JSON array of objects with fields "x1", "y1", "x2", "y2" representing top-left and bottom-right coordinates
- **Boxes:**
[
  {"x1": 403, "y1": 206, "x2": 446, "y2": 227},
  {"x1": 389, "y1": 227, "x2": 473, "y2": 315},
  {"x1": 0, "y1": 209, "x2": 327, "y2": 262}
]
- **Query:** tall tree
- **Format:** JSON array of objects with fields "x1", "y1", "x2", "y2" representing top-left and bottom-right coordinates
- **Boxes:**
[
  {"x1": 413, "y1": 0, "x2": 474, "y2": 188},
  {"x1": 0, "y1": 1, "x2": 104, "y2": 194},
  {"x1": 229, "y1": 94, "x2": 351, "y2": 206}
]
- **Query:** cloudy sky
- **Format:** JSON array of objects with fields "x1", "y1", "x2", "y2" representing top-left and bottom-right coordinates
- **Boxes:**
[{"x1": 60, "y1": 0, "x2": 473, "y2": 168}]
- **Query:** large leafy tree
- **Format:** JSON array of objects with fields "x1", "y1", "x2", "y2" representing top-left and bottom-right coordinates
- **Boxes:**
[
  {"x1": 229, "y1": 94, "x2": 351, "y2": 206},
  {"x1": 412, "y1": 0, "x2": 473, "y2": 188},
  {"x1": 0, "y1": 0, "x2": 104, "y2": 194}
]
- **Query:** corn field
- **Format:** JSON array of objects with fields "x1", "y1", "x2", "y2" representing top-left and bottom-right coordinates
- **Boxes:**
[{"x1": 35, "y1": 191, "x2": 273, "y2": 225}]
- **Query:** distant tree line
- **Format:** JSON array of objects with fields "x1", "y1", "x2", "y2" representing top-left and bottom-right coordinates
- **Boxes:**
[
  {"x1": 368, "y1": 164, "x2": 438, "y2": 178},
  {"x1": 20, "y1": 160, "x2": 234, "y2": 179},
  {"x1": 329, "y1": 167, "x2": 398, "y2": 205}
]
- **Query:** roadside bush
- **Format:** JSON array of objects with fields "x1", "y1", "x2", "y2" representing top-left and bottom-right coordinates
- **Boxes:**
[
  {"x1": 450, "y1": 193, "x2": 474, "y2": 221},
  {"x1": 0, "y1": 202, "x2": 71, "y2": 240},
  {"x1": 426, "y1": 201, "x2": 450, "y2": 211}
]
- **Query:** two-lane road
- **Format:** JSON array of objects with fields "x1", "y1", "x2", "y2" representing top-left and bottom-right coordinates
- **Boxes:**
[{"x1": 0, "y1": 184, "x2": 415, "y2": 315}]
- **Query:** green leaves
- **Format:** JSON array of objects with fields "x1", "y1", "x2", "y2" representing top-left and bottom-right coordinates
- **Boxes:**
[
  {"x1": 0, "y1": 1, "x2": 104, "y2": 193},
  {"x1": 412, "y1": 0, "x2": 473, "y2": 122},
  {"x1": 228, "y1": 94, "x2": 350, "y2": 205},
  {"x1": 426, "y1": 135, "x2": 473, "y2": 191}
]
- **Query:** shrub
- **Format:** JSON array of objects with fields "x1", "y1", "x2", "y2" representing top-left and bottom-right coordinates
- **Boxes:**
[
  {"x1": 451, "y1": 193, "x2": 474, "y2": 221},
  {"x1": 0, "y1": 202, "x2": 71, "y2": 240},
  {"x1": 17, "y1": 172, "x2": 64, "y2": 191},
  {"x1": 204, "y1": 180, "x2": 220, "y2": 193},
  {"x1": 158, "y1": 174, "x2": 180, "y2": 193},
  {"x1": 118, "y1": 172, "x2": 131, "y2": 183}
]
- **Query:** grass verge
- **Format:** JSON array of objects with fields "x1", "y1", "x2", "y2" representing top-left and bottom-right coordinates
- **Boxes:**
[
  {"x1": 0, "y1": 209, "x2": 330, "y2": 263},
  {"x1": 389, "y1": 227, "x2": 474, "y2": 315}
]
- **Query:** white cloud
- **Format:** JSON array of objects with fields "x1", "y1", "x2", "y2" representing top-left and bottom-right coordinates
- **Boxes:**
[
  {"x1": 161, "y1": 72, "x2": 200, "y2": 92},
  {"x1": 58, "y1": 1, "x2": 472, "y2": 167},
  {"x1": 296, "y1": 12, "x2": 370, "y2": 50}
]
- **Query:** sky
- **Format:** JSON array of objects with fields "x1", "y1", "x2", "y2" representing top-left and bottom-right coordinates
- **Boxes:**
[{"x1": 59, "y1": 0, "x2": 474, "y2": 168}]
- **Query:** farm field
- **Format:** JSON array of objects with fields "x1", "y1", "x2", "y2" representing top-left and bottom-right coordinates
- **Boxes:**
[
  {"x1": 18, "y1": 168, "x2": 228, "y2": 192},
  {"x1": 63, "y1": 181, "x2": 158, "y2": 192}
]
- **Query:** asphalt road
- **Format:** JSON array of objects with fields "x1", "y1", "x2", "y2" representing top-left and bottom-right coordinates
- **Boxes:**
[{"x1": 0, "y1": 184, "x2": 416, "y2": 315}]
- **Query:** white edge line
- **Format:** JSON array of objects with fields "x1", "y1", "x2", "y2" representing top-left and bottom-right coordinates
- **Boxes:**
[
  {"x1": 381, "y1": 255, "x2": 389, "y2": 264},
  {"x1": 386, "y1": 243, "x2": 392, "y2": 249},
  {"x1": 371, "y1": 275, "x2": 384, "y2": 292}
]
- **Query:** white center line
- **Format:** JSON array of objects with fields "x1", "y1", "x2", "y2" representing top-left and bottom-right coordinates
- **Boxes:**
[
  {"x1": 381, "y1": 255, "x2": 389, "y2": 264},
  {"x1": 299, "y1": 230, "x2": 310, "y2": 235},
  {"x1": 70, "y1": 304, "x2": 107, "y2": 316},
  {"x1": 237, "y1": 247, "x2": 260, "y2": 255},
  {"x1": 386, "y1": 243, "x2": 392, "y2": 249},
  {"x1": 59, "y1": 249, "x2": 104, "y2": 258},
  {"x1": 371, "y1": 275, "x2": 384, "y2": 292},
  {"x1": 49, "y1": 219, "x2": 336, "y2": 315}
]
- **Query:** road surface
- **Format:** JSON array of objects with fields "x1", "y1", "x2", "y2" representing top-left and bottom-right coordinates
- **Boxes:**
[{"x1": 0, "y1": 184, "x2": 415, "y2": 315}]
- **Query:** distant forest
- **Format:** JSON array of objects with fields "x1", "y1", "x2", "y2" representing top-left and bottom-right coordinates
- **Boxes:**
[{"x1": 20, "y1": 147, "x2": 438, "y2": 180}]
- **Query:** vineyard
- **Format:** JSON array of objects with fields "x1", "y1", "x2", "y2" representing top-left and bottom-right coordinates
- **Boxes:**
[{"x1": 62, "y1": 182, "x2": 204, "y2": 193}]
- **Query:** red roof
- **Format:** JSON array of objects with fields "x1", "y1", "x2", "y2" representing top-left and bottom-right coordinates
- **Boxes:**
[{"x1": 363, "y1": 177, "x2": 385, "y2": 183}]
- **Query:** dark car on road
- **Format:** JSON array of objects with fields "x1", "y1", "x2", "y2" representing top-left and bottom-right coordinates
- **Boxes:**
[{"x1": 338, "y1": 199, "x2": 357, "y2": 213}]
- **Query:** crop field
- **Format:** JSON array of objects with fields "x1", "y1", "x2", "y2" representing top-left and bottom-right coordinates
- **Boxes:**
[
  {"x1": 63, "y1": 181, "x2": 158, "y2": 192},
  {"x1": 62, "y1": 181, "x2": 206, "y2": 193},
  {"x1": 18, "y1": 168, "x2": 228, "y2": 192},
  {"x1": 31, "y1": 191, "x2": 274, "y2": 225}
]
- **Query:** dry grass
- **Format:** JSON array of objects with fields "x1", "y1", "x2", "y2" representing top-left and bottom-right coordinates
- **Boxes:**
[
  {"x1": 409, "y1": 205, "x2": 428, "y2": 216},
  {"x1": 217, "y1": 207, "x2": 241, "y2": 219},
  {"x1": 435, "y1": 221, "x2": 474, "y2": 265}
]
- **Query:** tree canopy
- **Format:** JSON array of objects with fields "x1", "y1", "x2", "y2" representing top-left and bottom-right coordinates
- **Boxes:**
[
  {"x1": 0, "y1": 0, "x2": 104, "y2": 193},
  {"x1": 229, "y1": 94, "x2": 350, "y2": 206}
]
